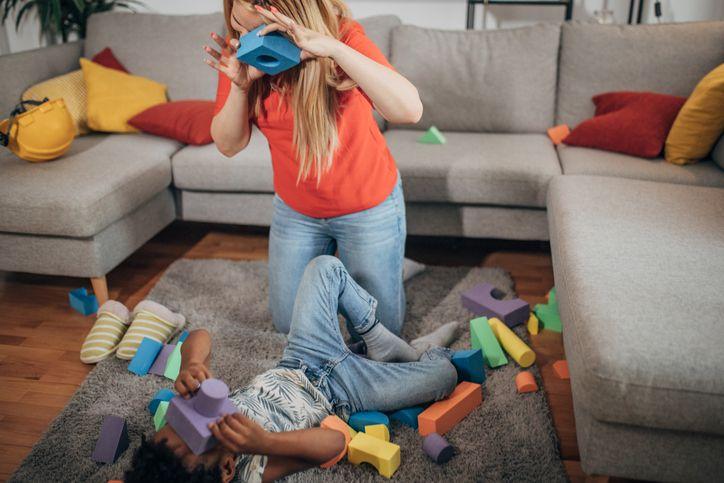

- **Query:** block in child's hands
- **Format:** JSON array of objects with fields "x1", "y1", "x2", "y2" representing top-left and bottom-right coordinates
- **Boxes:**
[
  {"x1": 423, "y1": 432, "x2": 455, "y2": 464},
  {"x1": 418, "y1": 382, "x2": 482, "y2": 436},
  {"x1": 388, "y1": 406, "x2": 424, "y2": 429},
  {"x1": 451, "y1": 349, "x2": 486, "y2": 384},
  {"x1": 128, "y1": 337, "x2": 163, "y2": 376},
  {"x1": 166, "y1": 379, "x2": 238, "y2": 455},
  {"x1": 348, "y1": 411, "x2": 389, "y2": 433},
  {"x1": 347, "y1": 432, "x2": 401, "y2": 478},
  {"x1": 365, "y1": 424, "x2": 390, "y2": 442},
  {"x1": 461, "y1": 283, "x2": 530, "y2": 328},
  {"x1": 91, "y1": 415, "x2": 129, "y2": 464},
  {"x1": 236, "y1": 25, "x2": 301, "y2": 75}
]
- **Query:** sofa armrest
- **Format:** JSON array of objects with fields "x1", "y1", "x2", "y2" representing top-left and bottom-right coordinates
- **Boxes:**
[{"x1": 0, "y1": 40, "x2": 84, "y2": 116}]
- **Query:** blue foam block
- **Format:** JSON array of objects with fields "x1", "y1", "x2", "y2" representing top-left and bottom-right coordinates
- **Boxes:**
[
  {"x1": 236, "y1": 25, "x2": 301, "y2": 75},
  {"x1": 68, "y1": 287, "x2": 99, "y2": 316},
  {"x1": 452, "y1": 349, "x2": 486, "y2": 384},
  {"x1": 348, "y1": 411, "x2": 389, "y2": 433},
  {"x1": 178, "y1": 330, "x2": 189, "y2": 343},
  {"x1": 128, "y1": 338, "x2": 163, "y2": 376},
  {"x1": 148, "y1": 388, "x2": 175, "y2": 415},
  {"x1": 389, "y1": 406, "x2": 424, "y2": 429}
]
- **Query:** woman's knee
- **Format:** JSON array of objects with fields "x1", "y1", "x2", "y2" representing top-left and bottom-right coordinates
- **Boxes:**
[
  {"x1": 431, "y1": 360, "x2": 458, "y2": 399},
  {"x1": 303, "y1": 255, "x2": 344, "y2": 280}
]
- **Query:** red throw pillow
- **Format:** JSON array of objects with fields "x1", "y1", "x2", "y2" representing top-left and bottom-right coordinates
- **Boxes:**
[
  {"x1": 128, "y1": 100, "x2": 214, "y2": 145},
  {"x1": 563, "y1": 92, "x2": 687, "y2": 158},
  {"x1": 91, "y1": 47, "x2": 129, "y2": 73}
]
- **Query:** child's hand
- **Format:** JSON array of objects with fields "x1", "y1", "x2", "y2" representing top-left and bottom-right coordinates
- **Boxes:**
[
  {"x1": 204, "y1": 32, "x2": 266, "y2": 90},
  {"x1": 255, "y1": 5, "x2": 339, "y2": 60},
  {"x1": 209, "y1": 413, "x2": 269, "y2": 455},
  {"x1": 175, "y1": 362, "x2": 213, "y2": 398}
]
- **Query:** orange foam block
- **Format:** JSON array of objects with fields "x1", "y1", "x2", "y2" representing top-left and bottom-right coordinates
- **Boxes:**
[
  {"x1": 553, "y1": 360, "x2": 570, "y2": 380},
  {"x1": 417, "y1": 381, "x2": 482, "y2": 436},
  {"x1": 515, "y1": 371, "x2": 538, "y2": 393},
  {"x1": 320, "y1": 415, "x2": 355, "y2": 468},
  {"x1": 547, "y1": 124, "x2": 570, "y2": 145}
]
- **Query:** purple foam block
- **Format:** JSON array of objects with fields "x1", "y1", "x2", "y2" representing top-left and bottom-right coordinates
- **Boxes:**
[
  {"x1": 422, "y1": 432, "x2": 455, "y2": 464},
  {"x1": 461, "y1": 283, "x2": 529, "y2": 328},
  {"x1": 149, "y1": 344, "x2": 175, "y2": 376},
  {"x1": 91, "y1": 415, "x2": 129, "y2": 464},
  {"x1": 166, "y1": 379, "x2": 238, "y2": 455}
]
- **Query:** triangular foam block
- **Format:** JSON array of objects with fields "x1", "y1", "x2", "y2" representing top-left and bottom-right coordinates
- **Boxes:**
[{"x1": 418, "y1": 126, "x2": 446, "y2": 144}]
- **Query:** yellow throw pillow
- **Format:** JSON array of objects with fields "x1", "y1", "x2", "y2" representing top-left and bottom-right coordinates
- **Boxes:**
[
  {"x1": 79, "y1": 58, "x2": 167, "y2": 133},
  {"x1": 665, "y1": 63, "x2": 724, "y2": 165},
  {"x1": 22, "y1": 69, "x2": 89, "y2": 136}
]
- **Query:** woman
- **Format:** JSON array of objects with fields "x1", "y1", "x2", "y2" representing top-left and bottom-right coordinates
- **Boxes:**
[{"x1": 205, "y1": 0, "x2": 422, "y2": 335}]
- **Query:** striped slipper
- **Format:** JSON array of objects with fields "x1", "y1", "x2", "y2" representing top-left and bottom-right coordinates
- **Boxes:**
[
  {"x1": 80, "y1": 301, "x2": 131, "y2": 364},
  {"x1": 116, "y1": 300, "x2": 186, "y2": 360}
]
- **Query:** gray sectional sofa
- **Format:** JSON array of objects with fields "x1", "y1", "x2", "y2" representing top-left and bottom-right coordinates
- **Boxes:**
[{"x1": 0, "y1": 10, "x2": 723, "y2": 481}]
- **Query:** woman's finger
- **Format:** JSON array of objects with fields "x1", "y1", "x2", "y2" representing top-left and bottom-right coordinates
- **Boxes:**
[
  {"x1": 204, "y1": 45, "x2": 222, "y2": 61},
  {"x1": 258, "y1": 22, "x2": 287, "y2": 36},
  {"x1": 210, "y1": 31, "x2": 228, "y2": 49}
]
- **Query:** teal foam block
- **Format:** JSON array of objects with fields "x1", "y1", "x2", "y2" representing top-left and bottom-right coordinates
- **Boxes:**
[
  {"x1": 128, "y1": 338, "x2": 163, "y2": 376},
  {"x1": 236, "y1": 25, "x2": 301, "y2": 75},
  {"x1": 389, "y1": 407, "x2": 424, "y2": 429},
  {"x1": 148, "y1": 388, "x2": 175, "y2": 415},
  {"x1": 348, "y1": 411, "x2": 389, "y2": 433},
  {"x1": 68, "y1": 287, "x2": 98, "y2": 316},
  {"x1": 451, "y1": 349, "x2": 486, "y2": 384}
]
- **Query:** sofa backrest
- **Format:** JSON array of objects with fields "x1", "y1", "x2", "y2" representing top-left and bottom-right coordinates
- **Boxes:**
[
  {"x1": 357, "y1": 15, "x2": 401, "y2": 61},
  {"x1": 557, "y1": 21, "x2": 724, "y2": 128},
  {"x1": 390, "y1": 23, "x2": 561, "y2": 133},
  {"x1": 85, "y1": 11, "x2": 225, "y2": 101}
]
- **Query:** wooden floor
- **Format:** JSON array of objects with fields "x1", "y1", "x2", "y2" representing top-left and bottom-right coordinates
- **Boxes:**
[{"x1": 0, "y1": 221, "x2": 594, "y2": 481}]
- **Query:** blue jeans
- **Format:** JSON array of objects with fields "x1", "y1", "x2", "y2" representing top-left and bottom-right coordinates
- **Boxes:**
[
  {"x1": 269, "y1": 175, "x2": 407, "y2": 335},
  {"x1": 278, "y1": 256, "x2": 457, "y2": 419}
]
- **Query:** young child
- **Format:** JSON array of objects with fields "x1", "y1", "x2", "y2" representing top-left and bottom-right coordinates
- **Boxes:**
[{"x1": 124, "y1": 256, "x2": 459, "y2": 482}]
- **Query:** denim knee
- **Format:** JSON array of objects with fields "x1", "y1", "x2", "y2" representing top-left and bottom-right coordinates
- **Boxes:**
[
  {"x1": 305, "y1": 255, "x2": 343, "y2": 278},
  {"x1": 432, "y1": 360, "x2": 459, "y2": 399}
]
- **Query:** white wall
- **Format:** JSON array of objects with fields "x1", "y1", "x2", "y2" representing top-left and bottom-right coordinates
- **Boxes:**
[{"x1": 3, "y1": 0, "x2": 723, "y2": 54}]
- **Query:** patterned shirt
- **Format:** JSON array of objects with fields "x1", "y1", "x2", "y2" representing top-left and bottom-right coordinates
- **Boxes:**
[{"x1": 229, "y1": 368, "x2": 333, "y2": 482}]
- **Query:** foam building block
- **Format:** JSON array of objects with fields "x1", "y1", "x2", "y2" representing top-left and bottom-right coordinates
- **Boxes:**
[
  {"x1": 347, "y1": 432, "x2": 401, "y2": 478},
  {"x1": 164, "y1": 342, "x2": 183, "y2": 381},
  {"x1": 320, "y1": 415, "x2": 355, "y2": 468},
  {"x1": 548, "y1": 287, "x2": 556, "y2": 303},
  {"x1": 365, "y1": 424, "x2": 390, "y2": 442},
  {"x1": 236, "y1": 25, "x2": 301, "y2": 75},
  {"x1": 553, "y1": 360, "x2": 570, "y2": 380},
  {"x1": 418, "y1": 125, "x2": 446, "y2": 144},
  {"x1": 69, "y1": 287, "x2": 99, "y2": 316},
  {"x1": 515, "y1": 371, "x2": 538, "y2": 393},
  {"x1": 534, "y1": 298, "x2": 562, "y2": 333},
  {"x1": 422, "y1": 432, "x2": 455, "y2": 464},
  {"x1": 348, "y1": 411, "x2": 389, "y2": 433},
  {"x1": 547, "y1": 124, "x2": 570, "y2": 145},
  {"x1": 389, "y1": 406, "x2": 424, "y2": 430},
  {"x1": 149, "y1": 344, "x2": 175, "y2": 376},
  {"x1": 128, "y1": 337, "x2": 163, "y2": 376},
  {"x1": 166, "y1": 378, "x2": 238, "y2": 455},
  {"x1": 470, "y1": 317, "x2": 508, "y2": 368},
  {"x1": 527, "y1": 313, "x2": 539, "y2": 335},
  {"x1": 418, "y1": 381, "x2": 482, "y2": 436},
  {"x1": 178, "y1": 330, "x2": 189, "y2": 343},
  {"x1": 487, "y1": 318, "x2": 536, "y2": 368},
  {"x1": 154, "y1": 400, "x2": 169, "y2": 431},
  {"x1": 148, "y1": 388, "x2": 175, "y2": 415},
  {"x1": 91, "y1": 415, "x2": 129, "y2": 464},
  {"x1": 461, "y1": 283, "x2": 530, "y2": 328},
  {"x1": 451, "y1": 349, "x2": 486, "y2": 384}
]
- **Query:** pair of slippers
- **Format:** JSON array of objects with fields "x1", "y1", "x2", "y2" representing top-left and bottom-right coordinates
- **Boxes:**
[{"x1": 80, "y1": 300, "x2": 185, "y2": 364}]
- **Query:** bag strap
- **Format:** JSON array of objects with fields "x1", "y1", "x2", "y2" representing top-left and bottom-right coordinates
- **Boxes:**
[{"x1": 0, "y1": 97, "x2": 49, "y2": 147}]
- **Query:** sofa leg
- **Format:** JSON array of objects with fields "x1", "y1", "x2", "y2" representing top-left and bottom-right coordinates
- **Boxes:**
[{"x1": 90, "y1": 276, "x2": 109, "y2": 305}]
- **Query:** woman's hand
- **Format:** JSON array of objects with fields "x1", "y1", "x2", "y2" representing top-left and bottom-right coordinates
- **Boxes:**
[
  {"x1": 204, "y1": 31, "x2": 266, "y2": 90},
  {"x1": 175, "y1": 361, "x2": 213, "y2": 398},
  {"x1": 255, "y1": 5, "x2": 340, "y2": 61},
  {"x1": 209, "y1": 413, "x2": 270, "y2": 455}
]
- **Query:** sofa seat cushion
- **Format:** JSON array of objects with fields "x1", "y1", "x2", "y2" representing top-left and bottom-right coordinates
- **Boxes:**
[
  {"x1": 547, "y1": 175, "x2": 724, "y2": 435},
  {"x1": 0, "y1": 133, "x2": 181, "y2": 238},
  {"x1": 172, "y1": 126, "x2": 273, "y2": 192},
  {"x1": 558, "y1": 145, "x2": 724, "y2": 188},
  {"x1": 385, "y1": 130, "x2": 561, "y2": 207}
]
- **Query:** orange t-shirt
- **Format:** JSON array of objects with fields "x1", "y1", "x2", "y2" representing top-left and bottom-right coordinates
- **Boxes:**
[{"x1": 213, "y1": 19, "x2": 399, "y2": 219}]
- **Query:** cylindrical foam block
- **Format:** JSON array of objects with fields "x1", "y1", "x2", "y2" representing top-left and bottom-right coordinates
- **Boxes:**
[
  {"x1": 422, "y1": 432, "x2": 455, "y2": 464},
  {"x1": 488, "y1": 317, "x2": 536, "y2": 367},
  {"x1": 193, "y1": 379, "x2": 229, "y2": 417}
]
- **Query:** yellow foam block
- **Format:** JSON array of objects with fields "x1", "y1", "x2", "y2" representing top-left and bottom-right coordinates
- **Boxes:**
[
  {"x1": 488, "y1": 317, "x2": 536, "y2": 368},
  {"x1": 365, "y1": 424, "x2": 390, "y2": 442},
  {"x1": 527, "y1": 313, "x2": 539, "y2": 335},
  {"x1": 348, "y1": 432, "x2": 400, "y2": 478}
]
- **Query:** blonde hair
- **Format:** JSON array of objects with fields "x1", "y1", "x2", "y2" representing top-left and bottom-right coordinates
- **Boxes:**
[{"x1": 223, "y1": 0, "x2": 357, "y2": 184}]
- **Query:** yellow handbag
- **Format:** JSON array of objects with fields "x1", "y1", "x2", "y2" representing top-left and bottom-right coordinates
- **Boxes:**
[{"x1": 0, "y1": 98, "x2": 75, "y2": 162}]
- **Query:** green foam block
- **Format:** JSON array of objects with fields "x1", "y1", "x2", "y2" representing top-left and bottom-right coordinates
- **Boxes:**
[
  {"x1": 534, "y1": 300, "x2": 562, "y2": 333},
  {"x1": 154, "y1": 400, "x2": 169, "y2": 430},
  {"x1": 417, "y1": 125, "x2": 446, "y2": 144},
  {"x1": 163, "y1": 342, "x2": 183, "y2": 381},
  {"x1": 470, "y1": 316, "x2": 507, "y2": 368}
]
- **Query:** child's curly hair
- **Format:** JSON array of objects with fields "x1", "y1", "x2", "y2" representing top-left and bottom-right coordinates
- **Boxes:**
[{"x1": 124, "y1": 435, "x2": 223, "y2": 483}]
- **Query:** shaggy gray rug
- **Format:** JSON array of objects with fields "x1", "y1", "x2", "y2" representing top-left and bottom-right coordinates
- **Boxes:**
[{"x1": 11, "y1": 259, "x2": 566, "y2": 483}]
